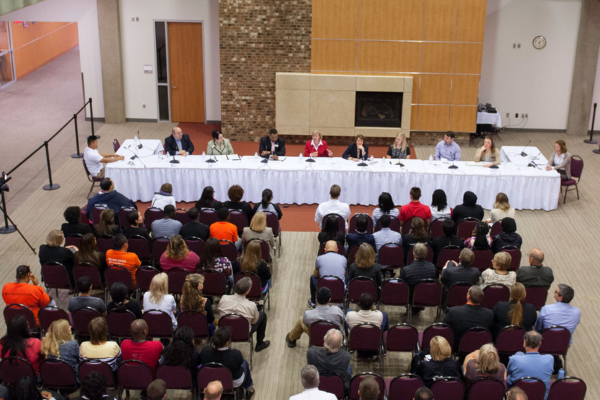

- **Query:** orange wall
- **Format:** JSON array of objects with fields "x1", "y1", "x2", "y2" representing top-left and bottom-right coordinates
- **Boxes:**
[
  {"x1": 311, "y1": 0, "x2": 487, "y2": 133},
  {"x1": 11, "y1": 21, "x2": 79, "y2": 79}
]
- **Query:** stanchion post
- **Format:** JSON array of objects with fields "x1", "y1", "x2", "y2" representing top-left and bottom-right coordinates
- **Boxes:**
[
  {"x1": 89, "y1": 98, "x2": 95, "y2": 135},
  {"x1": 0, "y1": 190, "x2": 15, "y2": 234},
  {"x1": 585, "y1": 103, "x2": 598, "y2": 144},
  {"x1": 71, "y1": 113, "x2": 83, "y2": 158},
  {"x1": 42, "y1": 141, "x2": 60, "y2": 191}
]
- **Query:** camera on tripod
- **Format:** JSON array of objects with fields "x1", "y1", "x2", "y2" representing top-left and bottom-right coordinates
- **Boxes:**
[{"x1": 0, "y1": 172, "x2": 10, "y2": 193}]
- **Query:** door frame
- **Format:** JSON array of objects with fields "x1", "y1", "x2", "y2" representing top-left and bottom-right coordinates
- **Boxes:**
[
  {"x1": 0, "y1": 21, "x2": 17, "y2": 90},
  {"x1": 153, "y1": 19, "x2": 207, "y2": 122}
]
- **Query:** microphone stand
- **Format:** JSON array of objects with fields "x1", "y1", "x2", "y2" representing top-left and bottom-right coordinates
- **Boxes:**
[
  {"x1": 170, "y1": 153, "x2": 180, "y2": 164},
  {"x1": 448, "y1": 159, "x2": 458, "y2": 169},
  {"x1": 520, "y1": 140, "x2": 532, "y2": 157}
]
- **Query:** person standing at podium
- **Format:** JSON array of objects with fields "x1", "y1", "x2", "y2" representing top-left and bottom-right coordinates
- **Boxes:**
[
  {"x1": 165, "y1": 127, "x2": 194, "y2": 156},
  {"x1": 259, "y1": 129, "x2": 286, "y2": 160}
]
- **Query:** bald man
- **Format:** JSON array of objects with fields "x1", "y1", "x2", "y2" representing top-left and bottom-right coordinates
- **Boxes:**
[
  {"x1": 204, "y1": 381, "x2": 224, "y2": 400},
  {"x1": 120, "y1": 319, "x2": 164, "y2": 378},
  {"x1": 165, "y1": 127, "x2": 195, "y2": 156},
  {"x1": 516, "y1": 248, "x2": 555, "y2": 290},
  {"x1": 507, "y1": 387, "x2": 528, "y2": 400}
]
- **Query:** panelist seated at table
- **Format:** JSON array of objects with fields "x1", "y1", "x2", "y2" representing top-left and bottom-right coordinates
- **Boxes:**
[
  {"x1": 207, "y1": 130, "x2": 234, "y2": 156},
  {"x1": 164, "y1": 127, "x2": 194, "y2": 156},
  {"x1": 386, "y1": 132, "x2": 411, "y2": 159},
  {"x1": 83, "y1": 135, "x2": 124, "y2": 178},
  {"x1": 342, "y1": 134, "x2": 369, "y2": 161},
  {"x1": 304, "y1": 129, "x2": 333, "y2": 157},
  {"x1": 434, "y1": 131, "x2": 461, "y2": 161},
  {"x1": 545, "y1": 139, "x2": 571, "y2": 181},
  {"x1": 259, "y1": 128, "x2": 286, "y2": 160},
  {"x1": 474, "y1": 136, "x2": 501, "y2": 166}
]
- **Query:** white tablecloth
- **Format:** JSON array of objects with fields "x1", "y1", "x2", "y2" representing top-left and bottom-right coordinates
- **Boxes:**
[
  {"x1": 105, "y1": 154, "x2": 561, "y2": 211},
  {"x1": 119, "y1": 139, "x2": 164, "y2": 159},
  {"x1": 477, "y1": 112, "x2": 502, "y2": 127},
  {"x1": 500, "y1": 146, "x2": 548, "y2": 167}
]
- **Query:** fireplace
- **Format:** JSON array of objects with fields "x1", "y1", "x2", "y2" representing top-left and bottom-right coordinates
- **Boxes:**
[{"x1": 355, "y1": 91, "x2": 403, "y2": 128}]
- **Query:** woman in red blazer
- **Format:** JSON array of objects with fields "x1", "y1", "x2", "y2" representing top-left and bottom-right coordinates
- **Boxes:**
[{"x1": 304, "y1": 130, "x2": 333, "y2": 157}]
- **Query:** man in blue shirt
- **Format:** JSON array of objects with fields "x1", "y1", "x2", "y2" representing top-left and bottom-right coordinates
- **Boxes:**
[
  {"x1": 309, "y1": 241, "x2": 347, "y2": 307},
  {"x1": 507, "y1": 330, "x2": 554, "y2": 394},
  {"x1": 434, "y1": 131, "x2": 461, "y2": 161},
  {"x1": 373, "y1": 215, "x2": 402, "y2": 252},
  {"x1": 150, "y1": 205, "x2": 182, "y2": 239},
  {"x1": 535, "y1": 284, "x2": 581, "y2": 345}
]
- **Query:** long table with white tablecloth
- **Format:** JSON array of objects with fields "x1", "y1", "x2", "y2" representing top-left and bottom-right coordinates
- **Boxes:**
[{"x1": 105, "y1": 151, "x2": 561, "y2": 211}]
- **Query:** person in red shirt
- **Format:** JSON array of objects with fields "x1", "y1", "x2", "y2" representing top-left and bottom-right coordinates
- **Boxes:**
[
  {"x1": 1, "y1": 315, "x2": 43, "y2": 376},
  {"x1": 106, "y1": 234, "x2": 142, "y2": 285},
  {"x1": 2, "y1": 265, "x2": 52, "y2": 326},
  {"x1": 399, "y1": 187, "x2": 432, "y2": 226},
  {"x1": 210, "y1": 208, "x2": 242, "y2": 250},
  {"x1": 304, "y1": 130, "x2": 333, "y2": 157},
  {"x1": 120, "y1": 319, "x2": 164, "y2": 379}
]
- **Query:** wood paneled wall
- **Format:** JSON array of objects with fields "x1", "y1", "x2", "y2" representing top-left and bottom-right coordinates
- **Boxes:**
[
  {"x1": 311, "y1": 0, "x2": 487, "y2": 133},
  {"x1": 11, "y1": 21, "x2": 79, "y2": 80}
]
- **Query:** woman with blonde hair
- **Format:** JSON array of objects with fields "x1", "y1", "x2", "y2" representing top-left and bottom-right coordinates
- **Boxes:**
[
  {"x1": 474, "y1": 136, "x2": 501, "y2": 166},
  {"x1": 242, "y1": 212, "x2": 276, "y2": 257},
  {"x1": 240, "y1": 241, "x2": 272, "y2": 292},
  {"x1": 492, "y1": 282, "x2": 537, "y2": 337},
  {"x1": 96, "y1": 209, "x2": 120, "y2": 237},
  {"x1": 415, "y1": 336, "x2": 462, "y2": 387},
  {"x1": 347, "y1": 243, "x2": 382, "y2": 287},
  {"x1": 79, "y1": 317, "x2": 122, "y2": 371},
  {"x1": 481, "y1": 251, "x2": 516, "y2": 289},
  {"x1": 386, "y1": 132, "x2": 411, "y2": 159},
  {"x1": 180, "y1": 274, "x2": 215, "y2": 331},
  {"x1": 39, "y1": 229, "x2": 77, "y2": 290},
  {"x1": 489, "y1": 193, "x2": 515, "y2": 224},
  {"x1": 462, "y1": 343, "x2": 506, "y2": 385},
  {"x1": 160, "y1": 235, "x2": 200, "y2": 273},
  {"x1": 143, "y1": 273, "x2": 177, "y2": 329},
  {"x1": 41, "y1": 319, "x2": 80, "y2": 376},
  {"x1": 304, "y1": 129, "x2": 333, "y2": 157},
  {"x1": 545, "y1": 139, "x2": 572, "y2": 181}
]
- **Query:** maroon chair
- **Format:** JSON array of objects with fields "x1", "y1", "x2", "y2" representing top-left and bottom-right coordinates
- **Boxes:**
[
  {"x1": 0, "y1": 356, "x2": 36, "y2": 385},
  {"x1": 406, "y1": 244, "x2": 434, "y2": 265},
  {"x1": 350, "y1": 372, "x2": 385, "y2": 400},
  {"x1": 247, "y1": 238, "x2": 272, "y2": 265},
  {"x1": 430, "y1": 377, "x2": 465, "y2": 400},
  {"x1": 117, "y1": 360, "x2": 154, "y2": 399},
  {"x1": 429, "y1": 218, "x2": 447, "y2": 239},
  {"x1": 199, "y1": 208, "x2": 218, "y2": 226},
  {"x1": 467, "y1": 378, "x2": 505, "y2": 400},
  {"x1": 152, "y1": 237, "x2": 170, "y2": 267},
  {"x1": 318, "y1": 372, "x2": 346, "y2": 399},
  {"x1": 349, "y1": 324, "x2": 384, "y2": 373},
  {"x1": 500, "y1": 246, "x2": 522, "y2": 271},
  {"x1": 174, "y1": 208, "x2": 191, "y2": 225},
  {"x1": 39, "y1": 359, "x2": 78, "y2": 392},
  {"x1": 143, "y1": 309, "x2": 173, "y2": 340},
  {"x1": 375, "y1": 216, "x2": 401, "y2": 233},
  {"x1": 229, "y1": 210, "x2": 249, "y2": 236},
  {"x1": 401, "y1": 217, "x2": 414, "y2": 235},
  {"x1": 118, "y1": 206, "x2": 136, "y2": 228},
  {"x1": 347, "y1": 244, "x2": 360, "y2": 266},
  {"x1": 490, "y1": 221, "x2": 503, "y2": 237},
  {"x1": 410, "y1": 279, "x2": 442, "y2": 323},
  {"x1": 197, "y1": 363, "x2": 235, "y2": 398},
  {"x1": 136, "y1": 266, "x2": 160, "y2": 296},
  {"x1": 264, "y1": 210, "x2": 282, "y2": 256},
  {"x1": 472, "y1": 249, "x2": 494, "y2": 273},
  {"x1": 418, "y1": 323, "x2": 454, "y2": 352},
  {"x1": 513, "y1": 377, "x2": 547, "y2": 400},
  {"x1": 309, "y1": 320, "x2": 340, "y2": 347},
  {"x1": 445, "y1": 282, "x2": 471, "y2": 309},
  {"x1": 91, "y1": 205, "x2": 108, "y2": 226},
  {"x1": 482, "y1": 284, "x2": 510, "y2": 309},
  {"x1": 560, "y1": 155, "x2": 583, "y2": 203},
  {"x1": 41, "y1": 262, "x2": 73, "y2": 296},
  {"x1": 495, "y1": 325, "x2": 525, "y2": 357},
  {"x1": 219, "y1": 314, "x2": 253, "y2": 369},
  {"x1": 234, "y1": 271, "x2": 270, "y2": 310},
  {"x1": 106, "y1": 309, "x2": 137, "y2": 341},
  {"x1": 316, "y1": 276, "x2": 346, "y2": 304},
  {"x1": 380, "y1": 279, "x2": 409, "y2": 318},
  {"x1": 322, "y1": 213, "x2": 346, "y2": 234},
  {"x1": 319, "y1": 241, "x2": 345, "y2": 256},
  {"x1": 105, "y1": 265, "x2": 136, "y2": 303},
  {"x1": 83, "y1": 159, "x2": 104, "y2": 199},
  {"x1": 348, "y1": 213, "x2": 374, "y2": 234},
  {"x1": 38, "y1": 306, "x2": 70, "y2": 334},
  {"x1": 220, "y1": 240, "x2": 238, "y2": 264},
  {"x1": 144, "y1": 207, "x2": 164, "y2": 230},
  {"x1": 200, "y1": 269, "x2": 229, "y2": 298},
  {"x1": 185, "y1": 237, "x2": 205, "y2": 266},
  {"x1": 65, "y1": 233, "x2": 83, "y2": 247},
  {"x1": 386, "y1": 374, "x2": 424, "y2": 400},
  {"x1": 457, "y1": 218, "x2": 479, "y2": 240},
  {"x1": 378, "y1": 243, "x2": 404, "y2": 271},
  {"x1": 157, "y1": 365, "x2": 193, "y2": 392},
  {"x1": 113, "y1": 139, "x2": 120, "y2": 152},
  {"x1": 457, "y1": 327, "x2": 492, "y2": 357},
  {"x1": 524, "y1": 286, "x2": 548, "y2": 311},
  {"x1": 384, "y1": 323, "x2": 418, "y2": 355},
  {"x1": 79, "y1": 360, "x2": 117, "y2": 389},
  {"x1": 435, "y1": 246, "x2": 462, "y2": 271},
  {"x1": 71, "y1": 307, "x2": 101, "y2": 339},
  {"x1": 167, "y1": 267, "x2": 190, "y2": 298},
  {"x1": 4, "y1": 304, "x2": 39, "y2": 335},
  {"x1": 347, "y1": 276, "x2": 378, "y2": 307},
  {"x1": 177, "y1": 310, "x2": 209, "y2": 340},
  {"x1": 96, "y1": 235, "x2": 114, "y2": 254},
  {"x1": 548, "y1": 377, "x2": 587, "y2": 400},
  {"x1": 73, "y1": 262, "x2": 104, "y2": 292},
  {"x1": 539, "y1": 326, "x2": 571, "y2": 374},
  {"x1": 126, "y1": 235, "x2": 152, "y2": 265}
]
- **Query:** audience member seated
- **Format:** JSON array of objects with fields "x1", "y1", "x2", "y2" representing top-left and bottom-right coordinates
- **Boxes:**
[
  {"x1": 516, "y1": 248, "x2": 555, "y2": 290},
  {"x1": 318, "y1": 214, "x2": 346, "y2": 246},
  {"x1": 1, "y1": 315, "x2": 43, "y2": 375},
  {"x1": 242, "y1": 212, "x2": 276, "y2": 258},
  {"x1": 481, "y1": 252, "x2": 516, "y2": 289},
  {"x1": 414, "y1": 387, "x2": 434, "y2": 400},
  {"x1": 488, "y1": 192, "x2": 515, "y2": 224},
  {"x1": 401, "y1": 243, "x2": 438, "y2": 308},
  {"x1": 308, "y1": 241, "x2": 346, "y2": 307},
  {"x1": 386, "y1": 132, "x2": 411, "y2": 160},
  {"x1": 443, "y1": 286, "x2": 493, "y2": 349},
  {"x1": 14, "y1": 376, "x2": 66, "y2": 400},
  {"x1": 240, "y1": 241, "x2": 272, "y2": 292},
  {"x1": 491, "y1": 218, "x2": 522, "y2": 253},
  {"x1": 210, "y1": 208, "x2": 241, "y2": 250},
  {"x1": 252, "y1": 188, "x2": 283, "y2": 220},
  {"x1": 106, "y1": 234, "x2": 141, "y2": 285},
  {"x1": 462, "y1": 343, "x2": 506, "y2": 386},
  {"x1": 414, "y1": 336, "x2": 462, "y2": 387},
  {"x1": 160, "y1": 235, "x2": 200, "y2": 273},
  {"x1": 429, "y1": 189, "x2": 452, "y2": 222},
  {"x1": 39, "y1": 229, "x2": 77, "y2": 288},
  {"x1": 464, "y1": 221, "x2": 492, "y2": 250},
  {"x1": 346, "y1": 293, "x2": 389, "y2": 333},
  {"x1": 286, "y1": 287, "x2": 345, "y2": 347},
  {"x1": 179, "y1": 207, "x2": 210, "y2": 241},
  {"x1": 289, "y1": 365, "x2": 336, "y2": 400},
  {"x1": 151, "y1": 205, "x2": 182, "y2": 239},
  {"x1": 403, "y1": 217, "x2": 429, "y2": 255},
  {"x1": 201, "y1": 237, "x2": 234, "y2": 284},
  {"x1": 106, "y1": 281, "x2": 142, "y2": 318},
  {"x1": 373, "y1": 214, "x2": 402, "y2": 252},
  {"x1": 314, "y1": 185, "x2": 351, "y2": 229},
  {"x1": 2, "y1": 265, "x2": 52, "y2": 326},
  {"x1": 74, "y1": 234, "x2": 108, "y2": 282},
  {"x1": 493, "y1": 283, "x2": 537, "y2": 338},
  {"x1": 224, "y1": 184, "x2": 254, "y2": 220},
  {"x1": 180, "y1": 275, "x2": 214, "y2": 325},
  {"x1": 148, "y1": 379, "x2": 168, "y2": 400},
  {"x1": 372, "y1": 192, "x2": 398, "y2": 227},
  {"x1": 506, "y1": 331, "x2": 554, "y2": 393},
  {"x1": 507, "y1": 387, "x2": 528, "y2": 400},
  {"x1": 431, "y1": 219, "x2": 464, "y2": 262},
  {"x1": 199, "y1": 326, "x2": 255, "y2": 399},
  {"x1": 452, "y1": 191, "x2": 484, "y2": 223},
  {"x1": 195, "y1": 185, "x2": 223, "y2": 211},
  {"x1": 85, "y1": 178, "x2": 137, "y2": 222},
  {"x1": 535, "y1": 284, "x2": 581, "y2": 346},
  {"x1": 307, "y1": 329, "x2": 351, "y2": 390},
  {"x1": 68, "y1": 276, "x2": 107, "y2": 316},
  {"x1": 121, "y1": 319, "x2": 164, "y2": 378},
  {"x1": 160, "y1": 327, "x2": 200, "y2": 378},
  {"x1": 203, "y1": 381, "x2": 223, "y2": 400},
  {"x1": 346, "y1": 214, "x2": 375, "y2": 249},
  {"x1": 348, "y1": 243, "x2": 382, "y2": 287},
  {"x1": 61, "y1": 206, "x2": 93, "y2": 236},
  {"x1": 441, "y1": 248, "x2": 480, "y2": 289},
  {"x1": 41, "y1": 319, "x2": 80, "y2": 377},
  {"x1": 96, "y1": 209, "x2": 121, "y2": 237},
  {"x1": 74, "y1": 371, "x2": 116, "y2": 400},
  {"x1": 217, "y1": 277, "x2": 270, "y2": 352},
  {"x1": 143, "y1": 273, "x2": 177, "y2": 330},
  {"x1": 122, "y1": 211, "x2": 149, "y2": 239},
  {"x1": 358, "y1": 377, "x2": 380, "y2": 400},
  {"x1": 79, "y1": 317, "x2": 122, "y2": 371},
  {"x1": 399, "y1": 187, "x2": 432, "y2": 226},
  {"x1": 151, "y1": 183, "x2": 176, "y2": 210},
  {"x1": 207, "y1": 129, "x2": 234, "y2": 156}
]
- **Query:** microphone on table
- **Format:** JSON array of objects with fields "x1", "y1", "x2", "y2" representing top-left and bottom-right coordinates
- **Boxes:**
[
  {"x1": 528, "y1": 160, "x2": 538, "y2": 168},
  {"x1": 137, "y1": 131, "x2": 143, "y2": 149},
  {"x1": 520, "y1": 140, "x2": 531, "y2": 157},
  {"x1": 489, "y1": 164, "x2": 499, "y2": 169},
  {"x1": 305, "y1": 154, "x2": 316, "y2": 163},
  {"x1": 448, "y1": 158, "x2": 458, "y2": 169},
  {"x1": 206, "y1": 155, "x2": 217, "y2": 163},
  {"x1": 170, "y1": 152, "x2": 180, "y2": 164}
]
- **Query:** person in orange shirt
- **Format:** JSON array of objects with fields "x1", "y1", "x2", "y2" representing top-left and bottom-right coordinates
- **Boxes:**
[
  {"x1": 2, "y1": 265, "x2": 52, "y2": 326},
  {"x1": 210, "y1": 208, "x2": 241, "y2": 250},
  {"x1": 106, "y1": 234, "x2": 141, "y2": 285}
]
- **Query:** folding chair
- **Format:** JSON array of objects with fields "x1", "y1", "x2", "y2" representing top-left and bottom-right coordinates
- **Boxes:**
[
  {"x1": 386, "y1": 374, "x2": 424, "y2": 400},
  {"x1": 349, "y1": 324, "x2": 384, "y2": 374},
  {"x1": 348, "y1": 213, "x2": 373, "y2": 234},
  {"x1": 177, "y1": 310, "x2": 209, "y2": 340},
  {"x1": 418, "y1": 323, "x2": 454, "y2": 352},
  {"x1": 41, "y1": 261, "x2": 73, "y2": 296},
  {"x1": 0, "y1": 356, "x2": 36, "y2": 385},
  {"x1": 548, "y1": 376, "x2": 587, "y2": 400},
  {"x1": 106, "y1": 309, "x2": 137, "y2": 341},
  {"x1": 199, "y1": 208, "x2": 218, "y2": 226},
  {"x1": 264, "y1": 210, "x2": 282, "y2": 257},
  {"x1": 482, "y1": 284, "x2": 510, "y2": 309},
  {"x1": 144, "y1": 207, "x2": 164, "y2": 231},
  {"x1": 197, "y1": 363, "x2": 236, "y2": 399},
  {"x1": 319, "y1": 371, "x2": 346, "y2": 400},
  {"x1": 316, "y1": 276, "x2": 346, "y2": 304},
  {"x1": 219, "y1": 314, "x2": 253, "y2": 370},
  {"x1": 524, "y1": 286, "x2": 548, "y2": 311},
  {"x1": 457, "y1": 218, "x2": 479, "y2": 240},
  {"x1": 346, "y1": 276, "x2": 378, "y2": 308},
  {"x1": 309, "y1": 320, "x2": 341, "y2": 347},
  {"x1": 467, "y1": 378, "x2": 505, "y2": 400},
  {"x1": 457, "y1": 327, "x2": 492, "y2": 357},
  {"x1": 79, "y1": 360, "x2": 117, "y2": 389},
  {"x1": 513, "y1": 377, "x2": 547, "y2": 400},
  {"x1": 322, "y1": 213, "x2": 346, "y2": 234},
  {"x1": 143, "y1": 309, "x2": 174, "y2": 340},
  {"x1": 39, "y1": 359, "x2": 78, "y2": 392},
  {"x1": 4, "y1": 304, "x2": 39, "y2": 335},
  {"x1": 71, "y1": 307, "x2": 101, "y2": 340},
  {"x1": 539, "y1": 325, "x2": 571, "y2": 374},
  {"x1": 495, "y1": 325, "x2": 525, "y2": 357},
  {"x1": 561, "y1": 155, "x2": 583, "y2": 203},
  {"x1": 409, "y1": 279, "x2": 442, "y2": 323},
  {"x1": 38, "y1": 306, "x2": 70, "y2": 334},
  {"x1": 83, "y1": 159, "x2": 104, "y2": 199},
  {"x1": 430, "y1": 377, "x2": 465, "y2": 400},
  {"x1": 117, "y1": 360, "x2": 153, "y2": 400}
]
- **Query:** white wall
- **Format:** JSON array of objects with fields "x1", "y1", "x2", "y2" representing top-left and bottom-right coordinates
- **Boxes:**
[
  {"x1": 480, "y1": 0, "x2": 582, "y2": 130},
  {"x1": 590, "y1": 49, "x2": 600, "y2": 130},
  {"x1": 0, "y1": 0, "x2": 104, "y2": 118},
  {"x1": 119, "y1": 0, "x2": 221, "y2": 121}
]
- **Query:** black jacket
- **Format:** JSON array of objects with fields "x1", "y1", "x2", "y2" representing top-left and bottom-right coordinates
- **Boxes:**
[
  {"x1": 223, "y1": 201, "x2": 254, "y2": 221},
  {"x1": 491, "y1": 232, "x2": 523, "y2": 253},
  {"x1": 516, "y1": 265, "x2": 555, "y2": 290},
  {"x1": 342, "y1": 143, "x2": 369, "y2": 160},
  {"x1": 86, "y1": 190, "x2": 137, "y2": 223},
  {"x1": 415, "y1": 358, "x2": 463, "y2": 388},
  {"x1": 431, "y1": 235, "x2": 464, "y2": 263},
  {"x1": 452, "y1": 191, "x2": 484, "y2": 223},
  {"x1": 492, "y1": 300, "x2": 537, "y2": 338},
  {"x1": 443, "y1": 304, "x2": 493, "y2": 349},
  {"x1": 61, "y1": 223, "x2": 93, "y2": 237},
  {"x1": 441, "y1": 262, "x2": 480, "y2": 289},
  {"x1": 258, "y1": 136, "x2": 286, "y2": 158},
  {"x1": 165, "y1": 134, "x2": 195, "y2": 155},
  {"x1": 180, "y1": 222, "x2": 210, "y2": 241}
]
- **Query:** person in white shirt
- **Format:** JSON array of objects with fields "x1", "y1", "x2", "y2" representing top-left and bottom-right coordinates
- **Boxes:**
[
  {"x1": 83, "y1": 135, "x2": 124, "y2": 177},
  {"x1": 315, "y1": 185, "x2": 351, "y2": 229},
  {"x1": 151, "y1": 183, "x2": 177, "y2": 210},
  {"x1": 487, "y1": 192, "x2": 515, "y2": 224},
  {"x1": 143, "y1": 273, "x2": 177, "y2": 330},
  {"x1": 289, "y1": 365, "x2": 336, "y2": 400}
]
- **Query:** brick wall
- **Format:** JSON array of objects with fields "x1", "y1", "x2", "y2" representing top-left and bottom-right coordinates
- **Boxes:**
[{"x1": 219, "y1": 0, "x2": 312, "y2": 141}]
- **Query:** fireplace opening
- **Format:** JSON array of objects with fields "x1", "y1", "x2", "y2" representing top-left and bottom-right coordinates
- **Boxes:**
[{"x1": 355, "y1": 91, "x2": 403, "y2": 128}]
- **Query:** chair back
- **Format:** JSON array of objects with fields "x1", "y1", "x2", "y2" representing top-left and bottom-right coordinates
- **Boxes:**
[
  {"x1": 378, "y1": 243, "x2": 404, "y2": 269},
  {"x1": 157, "y1": 365, "x2": 193, "y2": 390},
  {"x1": 318, "y1": 372, "x2": 346, "y2": 400},
  {"x1": 347, "y1": 276, "x2": 378, "y2": 305},
  {"x1": 472, "y1": 249, "x2": 494, "y2": 273},
  {"x1": 349, "y1": 323, "x2": 381, "y2": 353},
  {"x1": 144, "y1": 207, "x2": 164, "y2": 230},
  {"x1": 375, "y1": 216, "x2": 401, "y2": 233},
  {"x1": 446, "y1": 283, "x2": 471, "y2": 308},
  {"x1": 387, "y1": 374, "x2": 425, "y2": 400},
  {"x1": 436, "y1": 246, "x2": 462, "y2": 270},
  {"x1": 106, "y1": 309, "x2": 137, "y2": 339},
  {"x1": 548, "y1": 377, "x2": 587, "y2": 400},
  {"x1": 113, "y1": 139, "x2": 120, "y2": 152},
  {"x1": 458, "y1": 327, "x2": 493, "y2": 356},
  {"x1": 220, "y1": 241, "x2": 238, "y2": 263},
  {"x1": 197, "y1": 362, "x2": 234, "y2": 394},
  {"x1": 264, "y1": 210, "x2": 281, "y2": 237},
  {"x1": 234, "y1": 272, "x2": 263, "y2": 302},
  {"x1": 105, "y1": 265, "x2": 136, "y2": 293},
  {"x1": 490, "y1": 221, "x2": 503, "y2": 236},
  {"x1": 117, "y1": 360, "x2": 153, "y2": 390},
  {"x1": 38, "y1": 306, "x2": 69, "y2": 333},
  {"x1": 126, "y1": 235, "x2": 152, "y2": 264},
  {"x1": 499, "y1": 245, "x2": 521, "y2": 271},
  {"x1": 570, "y1": 155, "x2": 583, "y2": 179},
  {"x1": 412, "y1": 279, "x2": 442, "y2": 308},
  {"x1": 4, "y1": 304, "x2": 38, "y2": 332},
  {"x1": 350, "y1": 373, "x2": 384, "y2": 400},
  {"x1": 177, "y1": 310, "x2": 209, "y2": 339},
  {"x1": 385, "y1": 324, "x2": 418, "y2": 352},
  {"x1": 457, "y1": 218, "x2": 479, "y2": 240},
  {"x1": 118, "y1": 206, "x2": 135, "y2": 228},
  {"x1": 79, "y1": 360, "x2": 116, "y2": 388},
  {"x1": 218, "y1": 314, "x2": 250, "y2": 342},
  {"x1": 316, "y1": 276, "x2": 346, "y2": 304},
  {"x1": 71, "y1": 307, "x2": 101, "y2": 336},
  {"x1": 247, "y1": 238, "x2": 272, "y2": 264},
  {"x1": 348, "y1": 213, "x2": 373, "y2": 234},
  {"x1": 136, "y1": 266, "x2": 160, "y2": 293},
  {"x1": 229, "y1": 210, "x2": 249, "y2": 235},
  {"x1": 185, "y1": 238, "x2": 206, "y2": 265},
  {"x1": 200, "y1": 269, "x2": 228, "y2": 297},
  {"x1": 347, "y1": 244, "x2": 360, "y2": 266},
  {"x1": 482, "y1": 284, "x2": 510, "y2": 309},
  {"x1": 73, "y1": 262, "x2": 104, "y2": 291},
  {"x1": 91, "y1": 205, "x2": 108, "y2": 226},
  {"x1": 402, "y1": 217, "x2": 413, "y2": 235},
  {"x1": 322, "y1": 213, "x2": 346, "y2": 234},
  {"x1": 429, "y1": 218, "x2": 447, "y2": 239},
  {"x1": 199, "y1": 208, "x2": 218, "y2": 226},
  {"x1": 41, "y1": 262, "x2": 72, "y2": 291},
  {"x1": 143, "y1": 310, "x2": 173, "y2": 339},
  {"x1": 175, "y1": 208, "x2": 191, "y2": 225},
  {"x1": 96, "y1": 235, "x2": 114, "y2": 254},
  {"x1": 467, "y1": 378, "x2": 505, "y2": 400},
  {"x1": 495, "y1": 325, "x2": 525, "y2": 356},
  {"x1": 39, "y1": 359, "x2": 78, "y2": 391},
  {"x1": 406, "y1": 244, "x2": 434, "y2": 265},
  {"x1": 431, "y1": 377, "x2": 465, "y2": 400},
  {"x1": 152, "y1": 237, "x2": 170, "y2": 265},
  {"x1": 167, "y1": 267, "x2": 190, "y2": 296},
  {"x1": 0, "y1": 356, "x2": 36, "y2": 385},
  {"x1": 419, "y1": 323, "x2": 454, "y2": 351},
  {"x1": 65, "y1": 234, "x2": 83, "y2": 247},
  {"x1": 539, "y1": 326, "x2": 571, "y2": 356},
  {"x1": 309, "y1": 320, "x2": 340, "y2": 347},
  {"x1": 524, "y1": 286, "x2": 548, "y2": 311},
  {"x1": 514, "y1": 377, "x2": 547, "y2": 400},
  {"x1": 380, "y1": 279, "x2": 409, "y2": 306}
]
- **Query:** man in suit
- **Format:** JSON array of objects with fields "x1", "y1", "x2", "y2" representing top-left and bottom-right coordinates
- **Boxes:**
[
  {"x1": 307, "y1": 329, "x2": 352, "y2": 389},
  {"x1": 443, "y1": 285, "x2": 493, "y2": 349},
  {"x1": 259, "y1": 128, "x2": 286, "y2": 160},
  {"x1": 164, "y1": 127, "x2": 194, "y2": 156},
  {"x1": 516, "y1": 248, "x2": 554, "y2": 290},
  {"x1": 441, "y1": 248, "x2": 480, "y2": 290}
]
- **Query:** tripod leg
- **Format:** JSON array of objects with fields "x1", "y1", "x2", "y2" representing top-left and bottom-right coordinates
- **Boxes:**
[{"x1": 0, "y1": 203, "x2": 37, "y2": 254}]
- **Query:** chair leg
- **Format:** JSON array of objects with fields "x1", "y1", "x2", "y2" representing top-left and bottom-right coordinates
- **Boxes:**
[
  {"x1": 576, "y1": 183, "x2": 579, "y2": 200},
  {"x1": 563, "y1": 354, "x2": 567, "y2": 376},
  {"x1": 87, "y1": 182, "x2": 95, "y2": 199},
  {"x1": 564, "y1": 187, "x2": 568, "y2": 204}
]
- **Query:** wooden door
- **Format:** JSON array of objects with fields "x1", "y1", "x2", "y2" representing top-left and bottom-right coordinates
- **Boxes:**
[{"x1": 168, "y1": 22, "x2": 205, "y2": 122}]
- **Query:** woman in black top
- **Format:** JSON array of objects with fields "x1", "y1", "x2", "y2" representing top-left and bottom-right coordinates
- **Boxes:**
[
  {"x1": 251, "y1": 188, "x2": 283, "y2": 220},
  {"x1": 199, "y1": 326, "x2": 255, "y2": 398},
  {"x1": 96, "y1": 209, "x2": 120, "y2": 237},
  {"x1": 386, "y1": 132, "x2": 411, "y2": 159},
  {"x1": 318, "y1": 215, "x2": 345, "y2": 246},
  {"x1": 415, "y1": 336, "x2": 462, "y2": 387},
  {"x1": 240, "y1": 241, "x2": 272, "y2": 291},
  {"x1": 73, "y1": 233, "x2": 108, "y2": 278},
  {"x1": 452, "y1": 191, "x2": 484, "y2": 223},
  {"x1": 122, "y1": 211, "x2": 149, "y2": 239},
  {"x1": 430, "y1": 219, "x2": 463, "y2": 263},
  {"x1": 492, "y1": 282, "x2": 537, "y2": 339},
  {"x1": 106, "y1": 282, "x2": 142, "y2": 319},
  {"x1": 347, "y1": 243, "x2": 382, "y2": 287},
  {"x1": 39, "y1": 230, "x2": 77, "y2": 288},
  {"x1": 161, "y1": 326, "x2": 200, "y2": 384},
  {"x1": 491, "y1": 218, "x2": 523, "y2": 253},
  {"x1": 61, "y1": 206, "x2": 93, "y2": 237},
  {"x1": 195, "y1": 186, "x2": 223, "y2": 210},
  {"x1": 223, "y1": 185, "x2": 253, "y2": 221}
]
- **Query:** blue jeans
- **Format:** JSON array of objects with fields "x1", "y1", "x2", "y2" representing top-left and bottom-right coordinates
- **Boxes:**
[
  {"x1": 344, "y1": 309, "x2": 389, "y2": 336},
  {"x1": 262, "y1": 279, "x2": 271, "y2": 294},
  {"x1": 241, "y1": 359, "x2": 253, "y2": 390}
]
